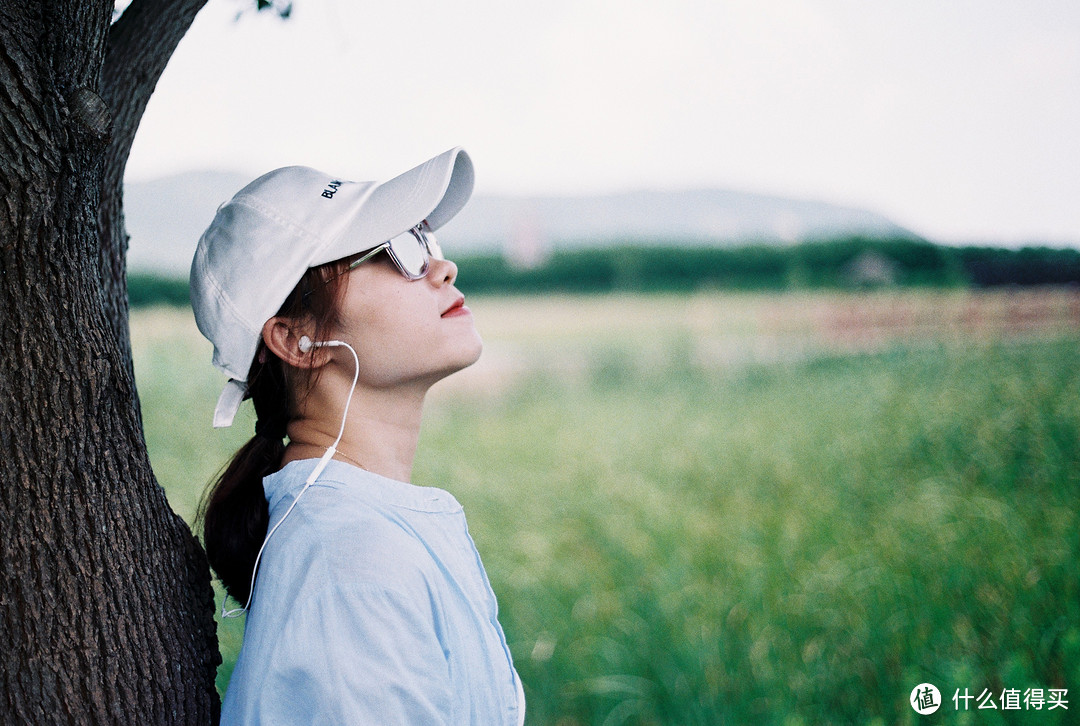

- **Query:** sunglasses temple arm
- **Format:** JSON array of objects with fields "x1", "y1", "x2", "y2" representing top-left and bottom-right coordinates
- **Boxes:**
[{"x1": 348, "y1": 244, "x2": 389, "y2": 271}]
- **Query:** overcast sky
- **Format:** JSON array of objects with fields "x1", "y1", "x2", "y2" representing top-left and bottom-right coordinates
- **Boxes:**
[{"x1": 126, "y1": 0, "x2": 1080, "y2": 245}]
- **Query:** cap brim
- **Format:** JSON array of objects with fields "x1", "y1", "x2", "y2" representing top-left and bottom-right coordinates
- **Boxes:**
[{"x1": 313, "y1": 147, "x2": 474, "y2": 266}]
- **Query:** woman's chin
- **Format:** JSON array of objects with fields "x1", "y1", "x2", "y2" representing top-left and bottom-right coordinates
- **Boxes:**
[{"x1": 444, "y1": 338, "x2": 484, "y2": 378}]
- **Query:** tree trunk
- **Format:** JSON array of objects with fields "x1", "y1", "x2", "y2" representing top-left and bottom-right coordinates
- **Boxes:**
[{"x1": 0, "y1": 1, "x2": 218, "y2": 722}]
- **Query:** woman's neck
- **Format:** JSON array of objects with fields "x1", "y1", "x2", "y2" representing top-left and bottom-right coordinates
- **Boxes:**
[{"x1": 282, "y1": 385, "x2": 426, "y2": 483}]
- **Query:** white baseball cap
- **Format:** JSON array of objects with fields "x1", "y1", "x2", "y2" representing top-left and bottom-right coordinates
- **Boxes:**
[{"x1": 190, "y1": 147, "x2": 474, "y2": 428}]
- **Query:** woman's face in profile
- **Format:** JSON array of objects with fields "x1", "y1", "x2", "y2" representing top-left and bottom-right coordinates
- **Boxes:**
[{"x1": 328, "y1": 250, "x2": 483, "y2": 390}]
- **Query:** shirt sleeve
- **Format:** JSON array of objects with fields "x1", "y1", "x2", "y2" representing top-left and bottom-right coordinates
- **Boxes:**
[{"x1": 257, "y1": 582, "x2": 453, "y2": 725}]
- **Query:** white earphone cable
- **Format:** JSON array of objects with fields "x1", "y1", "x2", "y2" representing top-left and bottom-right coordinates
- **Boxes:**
[{"x1": 222, "y1": 339, "x2": 360, "y2": 618}]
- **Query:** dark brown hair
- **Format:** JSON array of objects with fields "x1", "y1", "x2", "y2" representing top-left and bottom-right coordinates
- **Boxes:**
[{"x1": 200, "y1": 260, "x2": 349, "y2": 604}]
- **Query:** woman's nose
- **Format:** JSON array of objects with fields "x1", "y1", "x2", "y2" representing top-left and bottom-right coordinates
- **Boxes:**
[{"x1": 428, "y1": 257, "x2": 458, "y2": 286}]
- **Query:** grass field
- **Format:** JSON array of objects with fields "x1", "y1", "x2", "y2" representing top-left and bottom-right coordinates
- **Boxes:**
[{"x1": 132, "y1": 289, "x2": 1079, "y2": 725}]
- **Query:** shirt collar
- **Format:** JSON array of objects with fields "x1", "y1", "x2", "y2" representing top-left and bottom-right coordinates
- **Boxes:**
[{"x1": 263, "y1": 458, "x2": 463, "y2": 514}]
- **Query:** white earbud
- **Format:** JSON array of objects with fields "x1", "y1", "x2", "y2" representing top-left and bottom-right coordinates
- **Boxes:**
[{"x1": 298, "y1": 335, "x2": 347, "y2": 352}]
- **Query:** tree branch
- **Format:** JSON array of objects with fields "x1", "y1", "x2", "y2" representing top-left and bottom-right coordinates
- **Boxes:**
[
  {"x1": 95, "y1": 0, "x2": 209, "y2": 368},
  {"x1": 101, "y1": 0, "x2": 209, "y2": 186}
]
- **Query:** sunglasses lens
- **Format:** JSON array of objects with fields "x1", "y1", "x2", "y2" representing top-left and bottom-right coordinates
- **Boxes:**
[
  {"x1": 423, "y1": 229, "x2": 443, "y2": 261},
  {"x1": 387, "y1": 228, "x2": 427, "y2": 278}
]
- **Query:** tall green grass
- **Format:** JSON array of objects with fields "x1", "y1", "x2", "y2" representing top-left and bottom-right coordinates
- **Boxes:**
[{"x1": 132, "y1": 296, "x2": 1078, "y2": 725}]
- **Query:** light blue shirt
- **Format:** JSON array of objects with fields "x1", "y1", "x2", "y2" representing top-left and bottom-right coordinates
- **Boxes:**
[{"x1": 220, "y1": 458, "x2": 524, "y2": 725}]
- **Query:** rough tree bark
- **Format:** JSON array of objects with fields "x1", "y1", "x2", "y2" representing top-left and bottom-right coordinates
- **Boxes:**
[
  {"x1": 99, "y1": 0, "x2": 210, "y2": 363},
  {"x1": 0, "y1": 0, "x2": 219, "y2": 722}
]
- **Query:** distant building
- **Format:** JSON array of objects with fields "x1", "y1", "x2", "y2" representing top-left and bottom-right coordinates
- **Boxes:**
[
  {"x1": 844, "y1": 250, "x2": 898, "y2": 287},
  {"x1": 506, "y1": 207, "x2": 548, "y2": 269}
]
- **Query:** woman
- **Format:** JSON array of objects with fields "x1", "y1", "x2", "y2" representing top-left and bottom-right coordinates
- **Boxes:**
[{"x1": 191, "y1": 148, "x2": 523, "y2": 724}]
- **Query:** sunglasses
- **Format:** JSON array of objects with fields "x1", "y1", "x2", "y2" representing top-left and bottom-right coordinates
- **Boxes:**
[{"x1": 342, "y1": 221, "x2": 443, "y2": 281}]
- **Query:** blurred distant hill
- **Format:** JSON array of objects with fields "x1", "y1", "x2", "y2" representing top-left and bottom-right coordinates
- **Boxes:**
[
  {"x1": 124, "y1": 170, "x2": 917, "y2": 275},
  {"x1": 125, "y1": 171, "x2": 251, "y2": 275}
]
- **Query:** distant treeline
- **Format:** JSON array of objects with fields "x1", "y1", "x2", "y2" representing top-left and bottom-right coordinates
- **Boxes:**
[
  {"x1": 129, "y1": 237, "x2": 1080, "y2": 307},
  {"x1": 128, "y1": 272, "x2": 191, "y2": 308}
]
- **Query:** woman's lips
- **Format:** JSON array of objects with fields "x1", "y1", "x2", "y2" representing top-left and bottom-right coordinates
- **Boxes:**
[{"x1": 442, "y1": 298, "x2": 470, "y2": 318}]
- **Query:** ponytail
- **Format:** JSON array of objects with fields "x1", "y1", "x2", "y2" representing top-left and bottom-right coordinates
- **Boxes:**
[
  {"x1": 201, "y1": 352, "x2": 289, "y2": 604},
  {"x1": 199, "y1": 259, "x2": 348, "y2": 605}
]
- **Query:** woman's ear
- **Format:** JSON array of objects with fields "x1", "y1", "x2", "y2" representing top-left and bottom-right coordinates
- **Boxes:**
[{"x1": 262, "y1": 317, "x2": 330, "y2": 369}]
